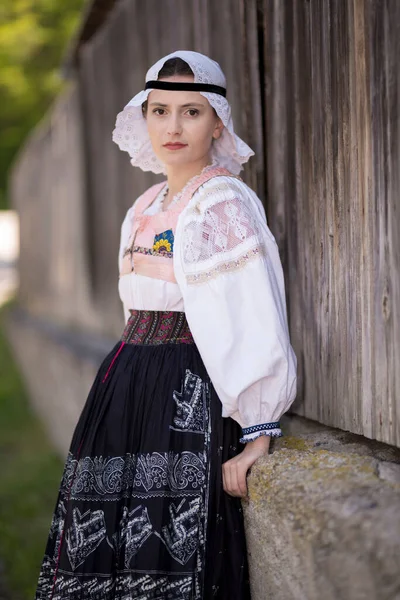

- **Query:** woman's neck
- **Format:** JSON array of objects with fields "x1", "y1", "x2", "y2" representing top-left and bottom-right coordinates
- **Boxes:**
[{"x1": 164, "y1": 156, "x2": 213, "y2": 209}]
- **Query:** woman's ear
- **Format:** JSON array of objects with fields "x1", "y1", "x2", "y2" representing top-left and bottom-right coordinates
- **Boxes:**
[{"x1": 213, "y1": 118, "x2": 224, "y2": 140}]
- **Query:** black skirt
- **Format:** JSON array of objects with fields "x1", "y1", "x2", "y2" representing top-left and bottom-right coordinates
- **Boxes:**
[{"x1": 35, "y1": 310, "x2": 251, "y2": 600}]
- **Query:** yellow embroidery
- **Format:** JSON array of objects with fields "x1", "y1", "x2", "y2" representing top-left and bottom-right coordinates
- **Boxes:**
[{"x1": 153, "y1": 238, "x2": 172, "y2": 253}]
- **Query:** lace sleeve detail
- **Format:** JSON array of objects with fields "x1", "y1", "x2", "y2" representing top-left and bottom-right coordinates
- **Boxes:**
[
  {"x1": 181, "y1": 178, "x2": 266, "y2": 284},
  {"x1": 174, "y1": 176, "x2": 297, "y2": 435}
]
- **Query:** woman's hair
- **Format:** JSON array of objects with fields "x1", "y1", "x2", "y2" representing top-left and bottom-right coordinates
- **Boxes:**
[
  {"x1": 141, "y1": 58, "x2": 194, "y2": 118},
  {"x1": 158, "y1": 57, "x2": 194, "y2": 79}
]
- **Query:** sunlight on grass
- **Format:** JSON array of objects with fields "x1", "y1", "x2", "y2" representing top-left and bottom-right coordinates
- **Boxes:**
[{"x1": 0, "y1": 303, "x2": 63, "y2": 599}]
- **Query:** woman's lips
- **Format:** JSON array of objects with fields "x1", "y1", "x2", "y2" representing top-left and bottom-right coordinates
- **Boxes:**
[{"x1": 163, "y1": 143, "x2": 187, "y2": 150}]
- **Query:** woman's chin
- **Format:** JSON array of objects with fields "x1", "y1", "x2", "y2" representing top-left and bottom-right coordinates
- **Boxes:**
[{"x1": 160, "y1": 154, "x2": 193, "y2": 168}]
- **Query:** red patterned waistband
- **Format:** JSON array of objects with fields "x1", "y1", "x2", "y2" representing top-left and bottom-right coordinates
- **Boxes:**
[{"x1": 121, "y1": 310, "x2": 194, "y2": 345}]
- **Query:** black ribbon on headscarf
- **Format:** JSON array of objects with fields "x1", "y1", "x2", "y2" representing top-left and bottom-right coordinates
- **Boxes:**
[{"x1": 144, "y1": 80, "x2": 227, "y2": 97}]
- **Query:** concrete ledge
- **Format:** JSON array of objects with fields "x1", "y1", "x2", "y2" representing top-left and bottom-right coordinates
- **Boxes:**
[{"x1": 244, "y1": 420, "x2": 400, "y2": 600}]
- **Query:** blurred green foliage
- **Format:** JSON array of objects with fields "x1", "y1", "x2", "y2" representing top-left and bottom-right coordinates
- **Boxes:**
[
  {"x1": 0, "y1": 0, "x2": 86, "y2": 209},
  {"x1": 0, "y1": 301, "x2": 63, "y2": 598}
]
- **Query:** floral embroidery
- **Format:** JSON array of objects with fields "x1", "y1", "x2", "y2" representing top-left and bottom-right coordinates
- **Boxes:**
[
  {"x1": 132, "y1": 245, "x2": 173, "y2": 259},
  {"x1": 62, "y1": 451, "x2": 206, "y2": 500},
  {"x1": 153, "y1": 228, "x2": 175, "y2": 253},
  {"x1": 153, "y1": 239, "x2": 172, "y2": 252}
]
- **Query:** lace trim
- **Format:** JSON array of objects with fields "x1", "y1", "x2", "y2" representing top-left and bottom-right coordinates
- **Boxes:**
[
  {"x1": 240, "y1": 422, "x2": 281, "y2": 443},
  {"x1": 239, "y1": 429, "x2": 283, "y2": 443},
  {"x1": 181, "y1": 181, "x2": 262, "y2": 266},
  {"x1": 144, "y1": 161, "x2": 220, "y2": 215},
  {"x1": 160, "y1": 159, "x2": 219, "y2": 211},
  {"x1": 142, "y1": 184, "x2": 168, "y2": 215},
  {"x1": 242, "y1": 422, "x2": 280, "y2": 434},
  {"x1": 185, "y1": 245, "x2": 264, "y2": 285}
]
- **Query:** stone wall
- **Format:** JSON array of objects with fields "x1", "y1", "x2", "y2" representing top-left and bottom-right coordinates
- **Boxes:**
[{"x1": 244, "y1": 417, "x2": 400, "y2": 600}]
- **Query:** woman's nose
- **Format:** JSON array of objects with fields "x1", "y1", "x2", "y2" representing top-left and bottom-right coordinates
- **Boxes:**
[{"x1": 166, "y1": 113, "x2": 182, "y2": 135}]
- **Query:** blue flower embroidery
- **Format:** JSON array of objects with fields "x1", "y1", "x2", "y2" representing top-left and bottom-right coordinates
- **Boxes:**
[{"x1": 153, "y1": 229, "x2": 174, "y2": 253}]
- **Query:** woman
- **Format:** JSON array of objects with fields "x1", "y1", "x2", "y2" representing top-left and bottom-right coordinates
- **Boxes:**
[{"x1": 35, "y1": 50, "x2": 297, "y2": 600}]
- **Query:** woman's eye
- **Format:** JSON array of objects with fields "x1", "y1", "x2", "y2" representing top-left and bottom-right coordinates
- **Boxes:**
[{"x1": 152, "y1": 108, "x2": 199, "y2": 116}]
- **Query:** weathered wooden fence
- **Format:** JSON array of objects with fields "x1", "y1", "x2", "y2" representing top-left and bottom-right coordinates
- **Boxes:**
[
  {"x1": 9, "y1": 0, "x2": 400, "y2": 447},
  {"x1": 262, "y1": 0, "x2": 400, "y2": 446}
]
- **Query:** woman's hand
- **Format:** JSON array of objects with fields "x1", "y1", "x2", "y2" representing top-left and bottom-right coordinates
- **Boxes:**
[{"x1": 222, "y1": 435, "x2": 271, "y2": 498}]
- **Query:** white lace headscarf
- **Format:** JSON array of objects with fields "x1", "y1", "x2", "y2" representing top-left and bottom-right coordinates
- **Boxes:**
[{"x1": 112, "y1": 50, "x2": 254, "y2": 175}]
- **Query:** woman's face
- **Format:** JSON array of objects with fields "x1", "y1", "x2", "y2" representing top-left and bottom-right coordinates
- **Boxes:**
[{"x1": 145, "y1": 74, "x2": 223, "y2": 169}]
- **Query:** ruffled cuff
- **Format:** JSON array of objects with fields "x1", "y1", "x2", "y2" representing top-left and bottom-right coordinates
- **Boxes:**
[{"x1": 239, "y1": 421, "x2": 282, "y2": 443}]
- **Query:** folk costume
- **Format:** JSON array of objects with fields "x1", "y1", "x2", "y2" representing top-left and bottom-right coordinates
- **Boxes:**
[{"x1": 35, "y1": 50, "x2": 297, "y2": 600}]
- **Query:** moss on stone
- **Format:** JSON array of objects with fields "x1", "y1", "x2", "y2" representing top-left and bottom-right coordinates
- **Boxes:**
[{"x1": 279, "y1": 436, "x2": 313, "y2": 451}]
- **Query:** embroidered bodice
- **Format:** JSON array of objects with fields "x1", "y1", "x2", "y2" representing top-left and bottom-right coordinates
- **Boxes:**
[
  {"x1": 119, "y1": 182, "x2": 178, "y2": 284},
  {"x1": 118, "y1": 165, "x2": 297, "y2": 442},
  {"x1": 118, "y1": 164, "x2": 234, "y2": 316}
]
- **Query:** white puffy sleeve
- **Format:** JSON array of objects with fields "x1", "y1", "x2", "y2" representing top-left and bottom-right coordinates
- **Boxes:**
[
  {"x1": 173, "y1": 176, "x2": 297, "y2": 443},
  {"x1": 118, "y1": 205, "x2": 135, "y2": 324}
]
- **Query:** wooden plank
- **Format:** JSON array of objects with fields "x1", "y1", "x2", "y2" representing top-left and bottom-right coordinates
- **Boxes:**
[{"x1": 367, "y1": 0, "x2": 400, "y2": 445}]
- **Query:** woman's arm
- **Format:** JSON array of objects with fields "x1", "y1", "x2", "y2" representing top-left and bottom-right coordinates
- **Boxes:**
[{"x1": 174, "y1": 176, "x2": 297, "y2": 498}]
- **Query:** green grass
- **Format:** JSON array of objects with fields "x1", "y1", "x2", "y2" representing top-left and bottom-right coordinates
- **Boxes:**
[{"x1": 0, "y1": 302, "x2": 63, "y2": 599}]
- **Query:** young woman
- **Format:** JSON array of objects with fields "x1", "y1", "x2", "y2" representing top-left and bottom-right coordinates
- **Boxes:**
[{"x1": 35, "y1": 50, "x2": 297, "y2": 600}]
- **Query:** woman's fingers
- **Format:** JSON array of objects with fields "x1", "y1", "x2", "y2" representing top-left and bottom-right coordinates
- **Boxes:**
[
  {"x1": 222, "y1": 461, "x2": 228, "y2": 494},
  {"x1": 222, "y1": 457, "x2": 248, "y2": 498},
  {"x1": 222, "y1": 444, "x2": 270, "y2": 497},
  {"x1": 232, "y1": 460, "x2": 248, "y2": 498},
  {"x1": 222, "y1": 461, "x2": 234, "y2": 496},
  {"x1": 237, "y1": 464, "x2": 248, "y2": 498},
  {"x1": 229, "y1": 464, "x2": 240, "y2": 497},
  {"x1": 223, "y1": 461, "x2": 233, "y2": 495}
]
